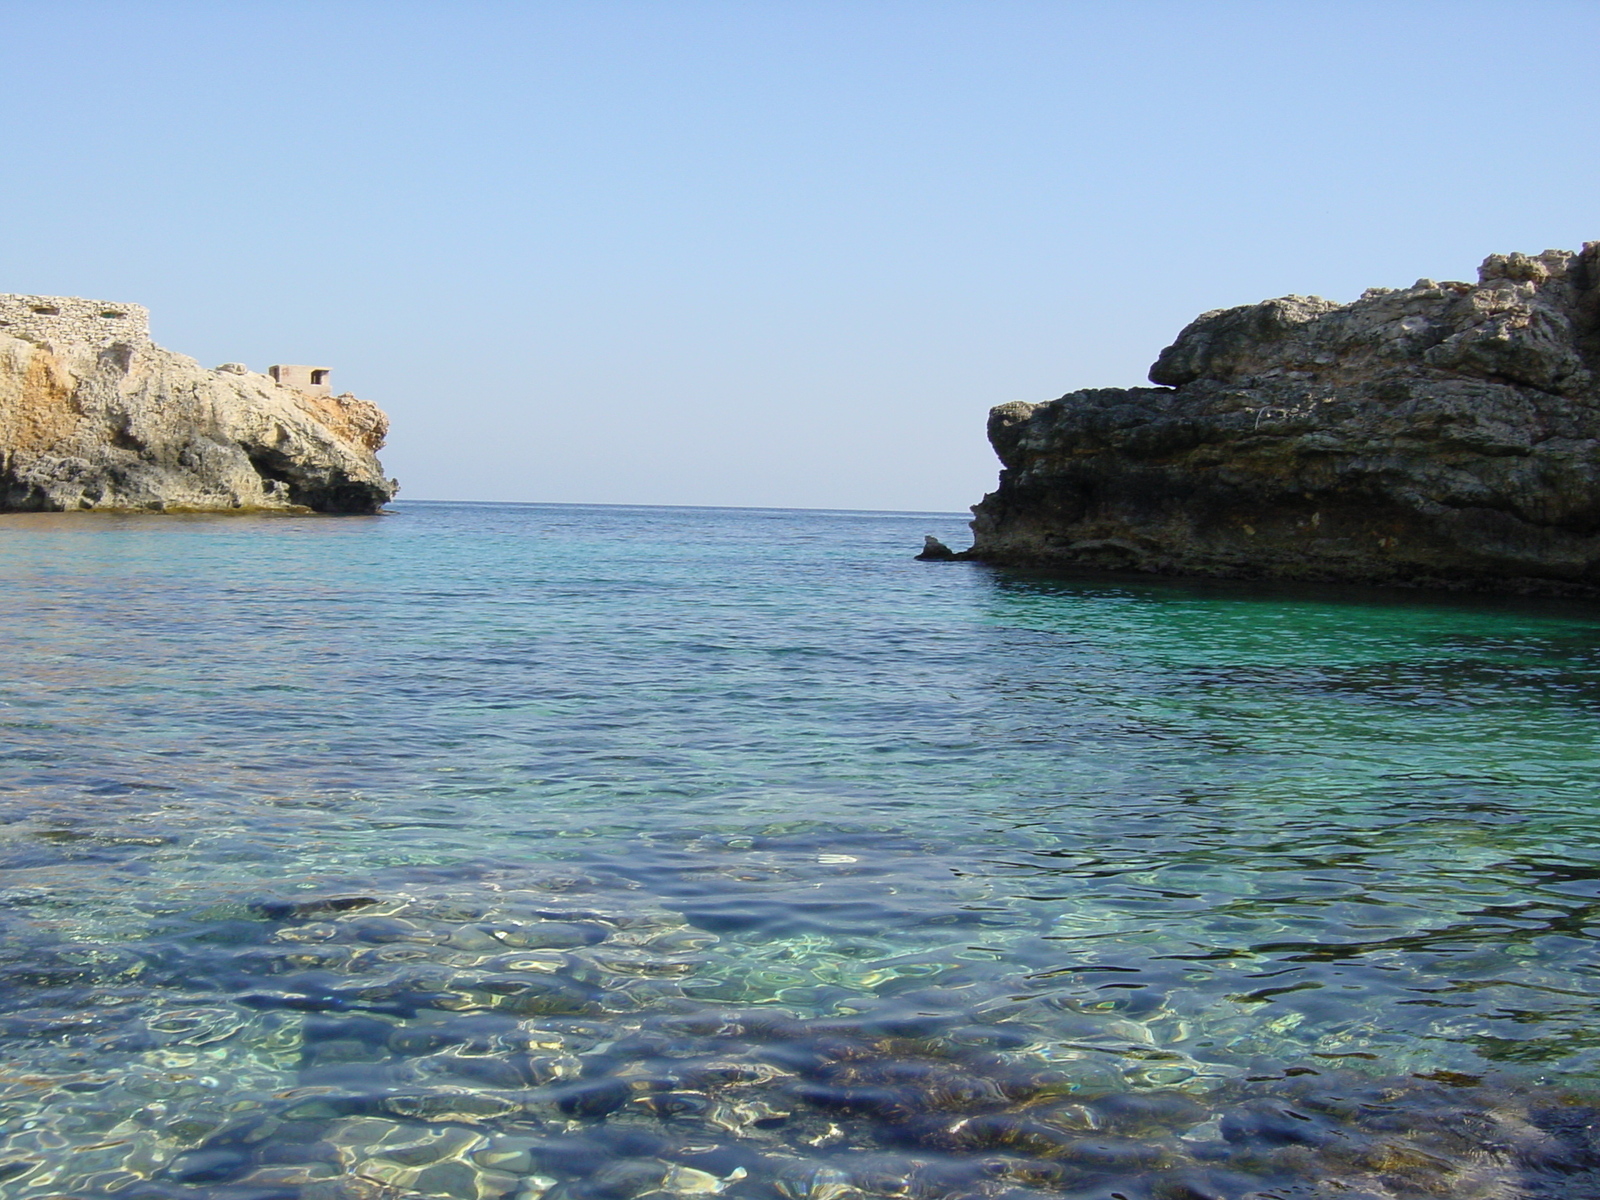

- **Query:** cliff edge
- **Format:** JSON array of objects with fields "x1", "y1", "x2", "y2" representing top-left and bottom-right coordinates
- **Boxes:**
[
  {"x1": 0, "y1": 295, "x2": 396, "y2": 513},
  {"x1": 967, "y1": 244, "x2": 1600, "y2": 595}
]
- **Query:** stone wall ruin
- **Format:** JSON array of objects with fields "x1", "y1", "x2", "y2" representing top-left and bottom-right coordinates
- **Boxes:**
[
  {"x1": 268, "y1": 364, "x2": 333, "y2": 396},
  {"x1": 0, "y1": 294, "x2": 151, "y2": 351}
]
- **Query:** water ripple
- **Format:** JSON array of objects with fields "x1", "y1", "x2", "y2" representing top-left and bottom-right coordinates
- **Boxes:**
[{"x1": 0, "y1": 503, "x2": 1598, "y2": 1197}]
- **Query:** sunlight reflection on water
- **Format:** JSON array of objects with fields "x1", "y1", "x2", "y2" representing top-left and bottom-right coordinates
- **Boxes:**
[{"x1": 1, "y1": 502, "x2": 1598, "y2": 1198}]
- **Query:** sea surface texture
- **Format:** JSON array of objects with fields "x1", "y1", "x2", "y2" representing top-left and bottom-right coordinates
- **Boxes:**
[{"x1": 1, "y1": 502, "x2": 1598, "y2": 1200}]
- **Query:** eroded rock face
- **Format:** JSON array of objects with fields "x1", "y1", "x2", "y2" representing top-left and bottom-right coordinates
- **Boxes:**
[
  {"x1": 967, "y1": 245, "x2": 1600, "y2": 594},
  {"x1": 0, "y1": 294, "x2": 396, "y2": 513}
]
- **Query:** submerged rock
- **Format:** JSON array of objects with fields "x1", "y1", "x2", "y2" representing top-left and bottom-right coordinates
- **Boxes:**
[
  {"x1": 966, "y1": 244, "x2": 1600, "y2": 595},
  {"x1": 0, "y1": 294, "x2": 396, "y2": 513},
  {"x1": 10, "y1": 858, "x2": 1600, "y2": 1200}
]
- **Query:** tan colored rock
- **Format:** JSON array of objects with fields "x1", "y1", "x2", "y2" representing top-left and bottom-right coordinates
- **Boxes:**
[{"x1": 0, "y1": 293, "x2": 396, "y2": 513}]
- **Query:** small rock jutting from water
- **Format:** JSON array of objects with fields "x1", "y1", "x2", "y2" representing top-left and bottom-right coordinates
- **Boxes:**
[
  {"x1": 915, "y1": 536, "x2": 956, "y2": 561},
  {"x1": 966, "y1": 243, "x2": 1600, "y2": 596}
]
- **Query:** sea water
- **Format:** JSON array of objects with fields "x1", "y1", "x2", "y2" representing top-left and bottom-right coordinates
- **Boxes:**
[{"x1": 1, "y1": 501, "x2": 1598, "y2": 1199}]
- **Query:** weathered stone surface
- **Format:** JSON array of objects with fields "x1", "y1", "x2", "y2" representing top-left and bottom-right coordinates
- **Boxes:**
[
  {"x1": 966, "y1": 244, "x2": 1600, "y2": 594},
  {"x1": 0, "y1": 294, "x2": 396, "y2": 513}
]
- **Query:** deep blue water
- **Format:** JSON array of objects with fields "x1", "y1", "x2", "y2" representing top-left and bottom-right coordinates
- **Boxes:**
[{"x1": 2, "y1": 501, "x2": 1599, "y2": 1199}]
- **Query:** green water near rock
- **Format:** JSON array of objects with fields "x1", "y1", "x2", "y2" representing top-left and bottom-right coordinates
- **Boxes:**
[{"x1": 1, "y1": 501, "x2": 1598, "y2": 1199}]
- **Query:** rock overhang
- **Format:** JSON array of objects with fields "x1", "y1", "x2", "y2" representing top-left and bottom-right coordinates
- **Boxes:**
[{"x1": 964, "y1": 244, "x2": 1600, "y2": 596}]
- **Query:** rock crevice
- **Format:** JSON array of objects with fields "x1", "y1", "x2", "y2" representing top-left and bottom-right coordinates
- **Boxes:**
[
  {"x1": 966, "y1": 244, "x2": 1600, "y2": 595},
  {"x1": 0, "y1": 293, "x2": 396, "y2": 514}
]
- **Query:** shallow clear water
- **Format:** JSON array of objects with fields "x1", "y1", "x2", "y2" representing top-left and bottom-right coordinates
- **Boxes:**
[{"x1": 2, "y1": 501, "x2": 1599, "y2": 1200}]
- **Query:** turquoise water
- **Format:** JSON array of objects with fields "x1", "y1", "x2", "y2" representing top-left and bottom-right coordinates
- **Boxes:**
[{"x1": 2, "y1": 501, "x2": 1599, "y2": 1199}]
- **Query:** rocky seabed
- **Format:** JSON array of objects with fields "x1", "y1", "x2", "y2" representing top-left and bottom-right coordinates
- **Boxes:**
[{"x1": 1, "y1": 859, "x2": 1596, "y2": 1200}]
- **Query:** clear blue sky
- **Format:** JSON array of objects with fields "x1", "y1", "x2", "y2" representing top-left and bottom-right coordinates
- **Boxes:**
[{"x1": 3, "y1": 1, "x2": 1595, "y2": 511}]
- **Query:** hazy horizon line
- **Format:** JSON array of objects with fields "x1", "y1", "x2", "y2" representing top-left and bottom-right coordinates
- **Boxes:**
[{"x1": 393, "y1": 497, "x2": 974, "y2": 518}]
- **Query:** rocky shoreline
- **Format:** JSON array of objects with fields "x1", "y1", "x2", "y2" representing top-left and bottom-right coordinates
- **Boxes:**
[
  {"x1": 961, "y1": 245, "x2": 1600, "y2": 596},
  {"x1": 0, "y1": 294, "x2": 395, "y2": 514}
]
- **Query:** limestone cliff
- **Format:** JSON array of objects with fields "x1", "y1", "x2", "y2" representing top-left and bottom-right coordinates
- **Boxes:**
[
  {"x1": 0, "y1": 295, "x2": 396, "y2": 513},
  {"x1": 966, "y1": 244, "x2": 1600, "y2": 595}
]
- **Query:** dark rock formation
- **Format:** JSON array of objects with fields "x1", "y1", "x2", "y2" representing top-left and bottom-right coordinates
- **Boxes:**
[
  {"x1": 0, "y1": 294, "x2": 396, "y2": 513},
  {"x1": 916, "y1": 535, "x2": 956, "y2": 561},
  {"x1": 966, "y1": 245, "x2": 1600, "y2": 595}
]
